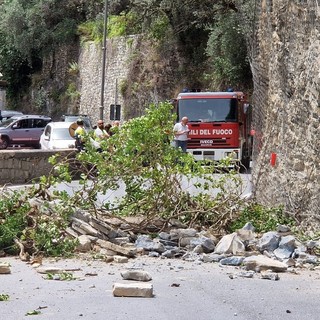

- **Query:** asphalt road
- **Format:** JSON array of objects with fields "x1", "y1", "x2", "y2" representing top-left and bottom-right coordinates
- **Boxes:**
[
  {"x1": 3, "y1": 173, "x2": 252, "y2": 209},
  {"x1": 47, "y1": 173, "x2": 252, "y2": 208},
  {"x1": 1, "y1": 256, "x2": 319, "y2": 320}
]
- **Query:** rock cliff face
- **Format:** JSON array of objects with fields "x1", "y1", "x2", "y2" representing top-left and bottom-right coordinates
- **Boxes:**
[{"x1": 251, "y1": 1, "x2": 319, "y2": 226}]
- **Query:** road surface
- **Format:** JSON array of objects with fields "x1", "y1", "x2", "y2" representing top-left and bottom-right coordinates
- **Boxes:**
[{"x1": 0, "y1": 255, "x2": 319, "y2": 320}]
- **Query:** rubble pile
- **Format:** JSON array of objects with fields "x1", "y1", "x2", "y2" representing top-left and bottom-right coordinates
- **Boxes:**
[{"x1": 67, "y1": 210, "x2": 320, "y2": 275}]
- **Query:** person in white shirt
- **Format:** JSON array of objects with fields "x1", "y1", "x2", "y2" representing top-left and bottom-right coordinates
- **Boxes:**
[
  {"x1": 173, "y1": 116, "x2": 190, "y2": 152},
  {"x1": 94, "y1": 120, "x2": 109, "y2": 140},
  {"x1": 93, "y1": 120, "x2": 109, "y2": 151}
]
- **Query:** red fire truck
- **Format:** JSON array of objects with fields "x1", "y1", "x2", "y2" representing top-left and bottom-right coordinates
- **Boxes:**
[{"x1": 173, "y1": 91, "x2": 252, "y2": 169}]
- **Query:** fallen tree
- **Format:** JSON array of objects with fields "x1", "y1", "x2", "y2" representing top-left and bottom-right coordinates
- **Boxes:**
[{"x1": 0, "y1": 102, "x2": 296, "y2": 258}]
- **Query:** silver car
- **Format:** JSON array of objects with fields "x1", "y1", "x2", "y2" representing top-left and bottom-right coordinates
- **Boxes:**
[{"x1": 0, "y1": 115, "x2": 52, "y2": 149}]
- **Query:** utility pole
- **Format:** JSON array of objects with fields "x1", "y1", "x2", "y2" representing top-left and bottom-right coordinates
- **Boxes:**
[{"x1": 100, "y1": 0, "x2": 108, "y2": 120}]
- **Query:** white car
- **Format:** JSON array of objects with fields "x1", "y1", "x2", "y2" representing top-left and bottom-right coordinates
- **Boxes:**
[{"x1": 40, "y1": 122, "x2": 76, "y2": 150}]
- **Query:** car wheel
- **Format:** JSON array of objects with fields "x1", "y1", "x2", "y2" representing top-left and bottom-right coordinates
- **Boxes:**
[
  {"x1": 0, "y1": 136, "x2": 9, "y2": 149},
  {"x1": 33, "y1": 143, "x2": 41, "y2": 149}
]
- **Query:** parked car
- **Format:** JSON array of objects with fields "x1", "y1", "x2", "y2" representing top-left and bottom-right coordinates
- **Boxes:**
[
  {"x1": 0, "y1": 110, "x2": 23, "y2": 122},
  {"x1": 40, "y1": 122, "x2": 76, "y2": 150},
  {"x1": 0, "y1": 115, "x2": 52, "y2": 149},
  {"x1": 60, "y1": 114, "x2": 93, "y2": 130}
]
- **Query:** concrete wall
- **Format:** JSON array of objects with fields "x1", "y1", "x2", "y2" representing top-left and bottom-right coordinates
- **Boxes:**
[
  {"x1": 0, "y1": 150, "x2": 75, "y2": 185},
  {"x1": 251, "y1": 1, "x2": 320, "y2": 226}
]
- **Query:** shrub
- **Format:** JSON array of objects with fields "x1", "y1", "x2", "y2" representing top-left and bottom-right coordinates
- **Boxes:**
[{"x1": 229, "y1": 203, "x2": 295, "y2": 233}]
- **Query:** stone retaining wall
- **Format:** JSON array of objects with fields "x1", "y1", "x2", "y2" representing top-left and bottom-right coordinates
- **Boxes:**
[
  {"x1": 251, "y1": 1, "x2": 320, "y2": 225},
  {"x1": 0, "y1": 150, "x2": 75, "y2": 185},
  {"x1": 78, "y1": 36, "x2": 139, "y2": 125}
]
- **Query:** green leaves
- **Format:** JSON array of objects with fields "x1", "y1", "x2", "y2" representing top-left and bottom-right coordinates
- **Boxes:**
[
  {"x1": 206, "y1": 7, "x2": 252, "y2": 88},
  {"x1": 0, "y1": 294, "x2": 10, "y2": 301},
  {"x1": 229, "y1": 203, "x2": 295, "y2": 233},
  {"x1": 0, "y1": 191, "x2": 30, "y2": 253},
  {"x1": 25, "y1": 310, "x2": 41, "y2": 316},
  {"x1": 41, "y1": 102, "x2": 248, "y2": 232}
]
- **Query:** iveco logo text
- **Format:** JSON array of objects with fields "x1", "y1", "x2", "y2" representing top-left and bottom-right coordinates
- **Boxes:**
[{"x1": 200, "y1": 140, "x2": 213, "y2": 144}]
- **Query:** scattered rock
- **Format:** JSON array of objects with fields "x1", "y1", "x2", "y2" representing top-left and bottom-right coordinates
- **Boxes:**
[
  {"x1": 243, "y1": 255, "x2": 287, "y2": 272},
  {"x1": 135, "y1": 235, "x2": 165, "y2": 253},
  {"x1": 0, "y1": 262, "x2": 11, "y2": 274},
  {"x1": 112, "y1": 283, "x2": 153, "y2": 297},
  {"x1": 76, "y1": 235, "x2": 92, "y2": 252},
  {"x1": 97, "y1": 239, "x2": 136, "y2": 257},
  {"x1": 36, "y1": 266, "x2": 66, "y2": 274},
  {"x1": 260, "y1": 270, "x2": 280, "y2": 281},
  {"x1": 121, "y1": 270, "x2": 152, "y2": 281},
  {"x1": 214, "y1": 233, "x2": 246, "y2": 255},
  {"x1": 220, "y1": 256, "x2": 245, "y2": 266},
  {"x1": 257, "y1": 232, "x2": 280, "y2": 252},
  {"x1": 113, "y1": 256, "x2": 129, "y2": 263},
  {"x1": 236, "y1": 270, "x2": 255, "y2": 278},
  {"x1": 276, "y1": 224, "x2": 291, "y2": 233},
  {"x1": 273, "y1": 235, "x2": 295, "y2": 260}
]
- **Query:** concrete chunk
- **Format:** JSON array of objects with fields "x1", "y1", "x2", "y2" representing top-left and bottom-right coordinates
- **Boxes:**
[
  {"x1": 97, "y1": 239, "x2": 136, "y2": 257},
  {"x1": 113, "y1": 255, "x2": 129, "y2": 263},
  {"x1": 113, "y1": 282, "x2": 153, "y2": 297},
  {"x1": 243, "y1": 255, "x2": 287, "y2": 272},
  {"x1": 0, "y1": 262, "x2": 11, "y2": 274}
]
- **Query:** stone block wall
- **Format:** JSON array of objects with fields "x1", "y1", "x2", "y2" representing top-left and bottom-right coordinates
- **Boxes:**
[
  {"x1": 251, "y1": 0, "x2": 320, "y2": 226},
  {"x1": 0, "y1": 150, "x2": 75, "y2": 185},
  {"x1": 78, "y1": 36, "x2": 139, "y2": 125}
]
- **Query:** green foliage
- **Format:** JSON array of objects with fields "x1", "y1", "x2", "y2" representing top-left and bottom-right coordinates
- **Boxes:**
[
  {"x1": 68, "y1": 62, "x2": 79, "y2": 75},
  {"x1": 78, "y1": 19, "x2": 104, "y2": 43},
  {"x1": 78, "y1": 11, "x2": 139, "y2": 43},
  {"x1": 33, "y1": 87, "x2": 48, "y2": 112},
  {"x1": 0, "y1": 0, "x2": 254, "y2": 107},
  {"x1": 66, "y1": 82, "x2": 80, "y2": 102},
  {"x1": 0, "y1": 294, "x2": 10, "y2": 301},
  {"x1": 0, "y1": 0, "x2": 93, "y2": 99},
  {"x1": 0, "y1": 186, "x2": 77, "y2": 257},
  {"x1": 25, "y1": 310, "x2": 41, "y2": 316},
  {"x1": 147, "y1": 14, "x2": 170, "y2": 41},
  {"x1": 32, "y1": 217, "x2": 78, "y2": 257},
  {"x1": 46, "y1": 272, "x2": 76, "y2": 281},
  {"x1": 229, "y1": 203, "x2": 295, "y2": 233},
  {"x1": 108, "y1": 12, "x2": 140, "y2": 38},
  {"x1": 0, "y1": 191, "x2": 30, "y2": 253},
  {"x1": 42, "y1": 101, "x2": 246, "y2": 231},
  {"x1": 206, "y1": 10, "x2": 252, "y2": 88}
]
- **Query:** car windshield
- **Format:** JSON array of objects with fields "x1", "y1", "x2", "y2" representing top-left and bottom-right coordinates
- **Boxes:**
[
  {"x1": 51, "y1": 128, "x2": 73, "y2": 140},
  {"x1": 0, "y1": 117, "x2": 18, "y2": 128},
  {"x1": 178, "y1": 98, "x2": 238, "y2": 122}
]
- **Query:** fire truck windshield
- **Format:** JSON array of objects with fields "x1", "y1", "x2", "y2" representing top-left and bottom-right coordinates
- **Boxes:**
[{"x1": 178, "y1": 98, "x2": 238, "y2": 122}]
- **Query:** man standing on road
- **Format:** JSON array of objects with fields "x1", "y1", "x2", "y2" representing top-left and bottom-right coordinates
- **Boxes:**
[{"x1": 173, "y1": 116, "x2": 190, "y2": 153}]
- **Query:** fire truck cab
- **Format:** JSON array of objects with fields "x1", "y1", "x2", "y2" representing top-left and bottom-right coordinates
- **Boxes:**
[{"x1": 174, "y1": 91, "x2": 252, "y2": 169}]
